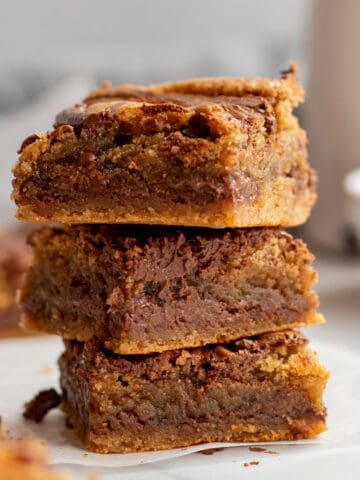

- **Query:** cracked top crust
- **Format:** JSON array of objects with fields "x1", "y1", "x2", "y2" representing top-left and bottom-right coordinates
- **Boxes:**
[
  {"x1": 53, "y1": 63, "x2": 302, "y2": 132},
  {"x1": 85, "y1": 63, "x2": 303, "y2": 106}
]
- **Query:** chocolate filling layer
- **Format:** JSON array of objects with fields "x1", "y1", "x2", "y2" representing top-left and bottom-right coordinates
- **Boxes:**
[{"x1": 55, "y1": 92, "x2": 276, "y2": 134}]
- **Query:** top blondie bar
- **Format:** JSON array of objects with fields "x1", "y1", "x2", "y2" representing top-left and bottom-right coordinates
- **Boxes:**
[{"x1": 12, "y1": 64, "x2": 316, "y2": 227}]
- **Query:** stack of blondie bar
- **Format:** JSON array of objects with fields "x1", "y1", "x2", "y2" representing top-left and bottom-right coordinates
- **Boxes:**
[{"x1": 12, "y1": 65, "x2": 328, "y2": 453}]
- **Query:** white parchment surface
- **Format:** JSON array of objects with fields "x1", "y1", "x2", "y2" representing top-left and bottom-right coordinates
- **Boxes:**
[{"x1": 0, "y1": 335, "x2": 356, "y2": 468}]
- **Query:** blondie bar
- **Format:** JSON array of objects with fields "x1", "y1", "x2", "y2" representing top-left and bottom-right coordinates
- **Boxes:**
[
  {"x1": 60, "y1": 330, "x2": 328, "y2": 453},
  {"x1": 0, "y1": 225, "x2": 32, "y2": 338},
  {"x1": 12, "y1": 65, "x2": 315, "y2": 227},
  {"x1": 20, "y1": 225, "x2": 322, "y2": 353}
]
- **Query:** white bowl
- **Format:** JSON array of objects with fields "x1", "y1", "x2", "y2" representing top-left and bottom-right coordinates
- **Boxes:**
[{"x1": 344, "y1": 168, "x2": 360, "y2": 245}]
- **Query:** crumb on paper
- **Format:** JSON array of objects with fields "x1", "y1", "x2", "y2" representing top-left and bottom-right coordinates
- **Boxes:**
[
  {"x1": 248, "y1": 446, "x2": 279, "y2": 455},
  {"x1": 199, "y1": 447, "x2": 225, "y2": 455},
  {"x1": 249, "y1": 446, "x2": 266, "y2": 452},
  {"x1": 41, "y1": 364, "x2": 54, "y2": 375},
  {"x1": 243, "y1": 461, "x2": 260, "y2": 467},
  {"x1": 81, "y1": 453, "x2": 88, "y2": 459},
  {"x1": 23, "y1": 388, "x2": 61, "y2": 423}
]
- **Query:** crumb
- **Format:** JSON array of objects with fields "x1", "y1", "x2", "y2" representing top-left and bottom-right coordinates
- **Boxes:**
[
  {"x1": 41, "y1": 365, "x2": 54, "y2": 375},
  {"x1": 81, "y1": 453, "x2": 88, "y2": 459},
  {"x1": 249, "y1": 446, "x2": 267, "y2": 452},
  {"x1": 248, "y1": 446, "x2": 279, "y2": 455},
  {"x1": 23, "y1": 388, "x2": 61, "y2": 423},
  {"x1": 0, "y1": 434, "x2": 71, "y2": 479},
  {"x1": 199, "y1": 447, "x2": 225, "y2": 455},
  {"x1": 243, "y1": 461, "x2": 260, "y2": 467}
]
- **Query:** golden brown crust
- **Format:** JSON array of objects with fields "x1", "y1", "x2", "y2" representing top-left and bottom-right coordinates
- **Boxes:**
[{"x1": 87, "y1": 62, "x2": 303, "y2": 107}]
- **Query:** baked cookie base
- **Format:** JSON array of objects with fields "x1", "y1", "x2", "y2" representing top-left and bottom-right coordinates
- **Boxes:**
[{"x1": 59, "y1": 330, "x2": 328, "y2": 453}]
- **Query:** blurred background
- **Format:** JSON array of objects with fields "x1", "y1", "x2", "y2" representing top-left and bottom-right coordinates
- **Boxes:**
[{"x1": 1, "y1": 0, "x2": 360, "y2": 255}]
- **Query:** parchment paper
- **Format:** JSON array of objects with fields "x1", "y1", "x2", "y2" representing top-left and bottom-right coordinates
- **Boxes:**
[{"x1": 0, "y1": 335, "x2": 355, "y2": 468}]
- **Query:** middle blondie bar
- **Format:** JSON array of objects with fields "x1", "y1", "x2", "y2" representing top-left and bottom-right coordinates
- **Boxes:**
[{"x1": 20, "y1": 225, "x2": 322, "y2": 354}]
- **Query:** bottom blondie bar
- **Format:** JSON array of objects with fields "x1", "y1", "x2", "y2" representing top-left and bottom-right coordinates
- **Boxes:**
[{"x1": 60, "y1": 330, "x2": 328, "y2": 453}]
